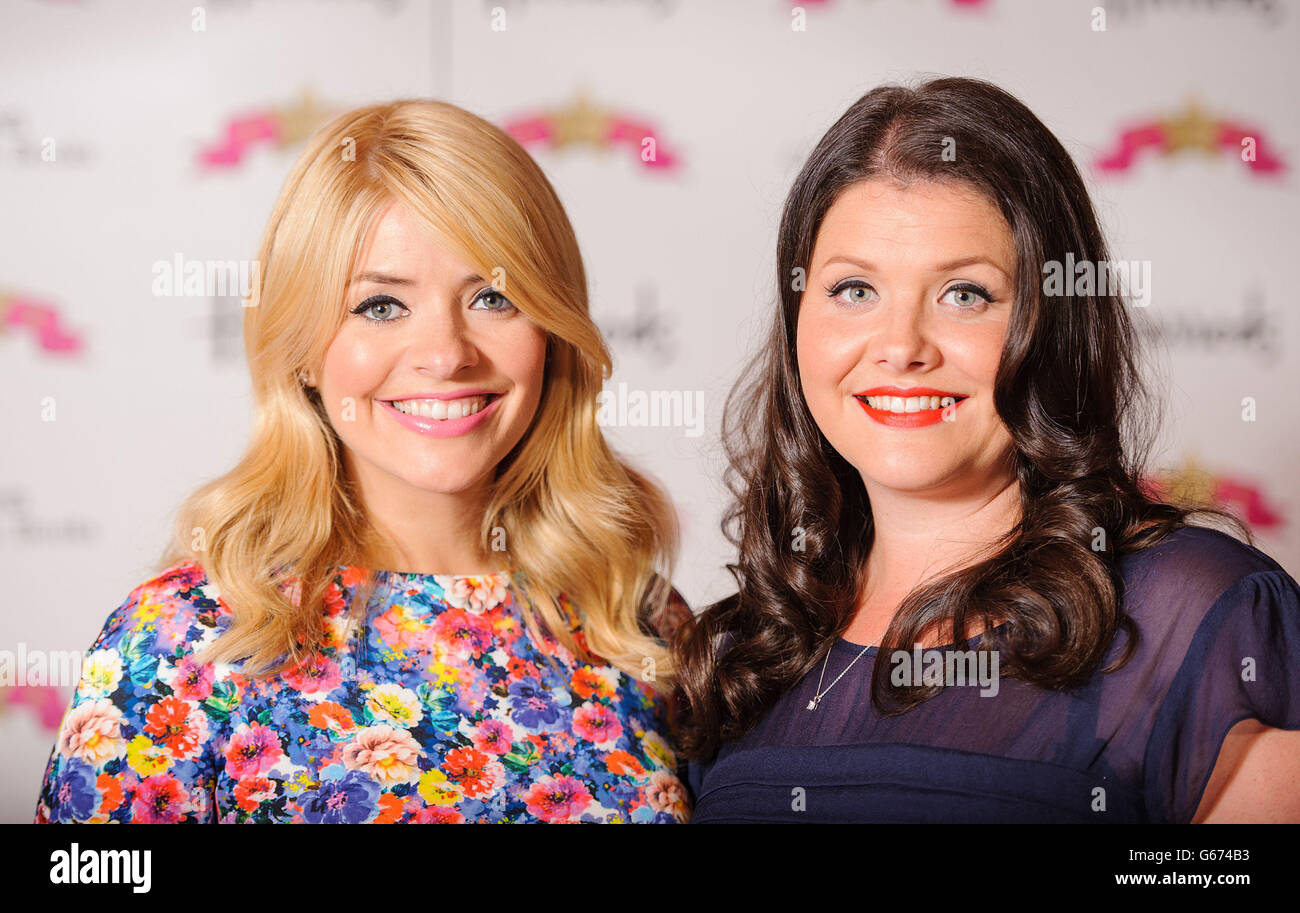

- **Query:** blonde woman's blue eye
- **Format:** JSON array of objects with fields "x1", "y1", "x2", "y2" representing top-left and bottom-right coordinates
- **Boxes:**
[
  {"x1": 350, "y1": 295, "x2": 407, "y2": 322},
  {"x1": 471, "y1": 289, "x2": 516, "y2": 313}
]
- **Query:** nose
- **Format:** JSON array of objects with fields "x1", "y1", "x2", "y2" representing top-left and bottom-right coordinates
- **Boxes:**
[
  {"x1": 869, "y1": 292, "x2": 936, "y2": 373},
  {"x1": 412, "y1": 304, "x2": 479, "y2": 379}
]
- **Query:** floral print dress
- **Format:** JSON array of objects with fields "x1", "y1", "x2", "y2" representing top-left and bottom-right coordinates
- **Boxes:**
[{"x1": 35, "y1": 560, "x2": 692, "y2": 823}]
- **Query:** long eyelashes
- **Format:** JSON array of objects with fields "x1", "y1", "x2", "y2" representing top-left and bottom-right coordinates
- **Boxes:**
[
  {"x1": 824, "y1": 279, "x2": 997, "y2": 313},
  {"x1": 825, "y1": 278, "x2": 878, "y2": 306},
  {"x1": 470, "y1": 289, "x2": 517, "y2": 314},
  {"x1": 350, "y1": 294, "x2": 407, "y2": 323},
  {"x1": 349, "y1": 289, "x2": 517, "y2": 324},
  {"x1": 941, "y1": 282, "x2": 997, "y2": 309}
]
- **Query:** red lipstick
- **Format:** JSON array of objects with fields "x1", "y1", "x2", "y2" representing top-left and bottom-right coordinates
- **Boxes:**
[{"x1": 854, "y1": 386, "x2": 967, "y2": 429}]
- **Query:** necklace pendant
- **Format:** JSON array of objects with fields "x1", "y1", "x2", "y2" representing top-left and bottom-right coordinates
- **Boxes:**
[{"x1": 806, "y1": 697, "x2": 819, "y2": 711}]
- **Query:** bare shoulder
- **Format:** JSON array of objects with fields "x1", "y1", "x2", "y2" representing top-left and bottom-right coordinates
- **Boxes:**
[{"x1": 1194, "y1": 721, "x2": 1300, "y2": 823}]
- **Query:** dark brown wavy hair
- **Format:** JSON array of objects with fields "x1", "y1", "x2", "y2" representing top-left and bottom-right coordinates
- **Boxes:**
[{"x1": 674, "y1": 76, "x2": 1250, "y2": 760}]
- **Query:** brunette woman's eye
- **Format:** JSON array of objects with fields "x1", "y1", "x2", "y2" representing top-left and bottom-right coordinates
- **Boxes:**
[
  {"x1": 940, "y1": 283, "x2": 995, "y2": 313},
  {"x1": 350, "y1": 295, "x2": 408, "y2": 323},
  {"x1": 826, "y1": 279, "x2": 878, "y2": 307}
]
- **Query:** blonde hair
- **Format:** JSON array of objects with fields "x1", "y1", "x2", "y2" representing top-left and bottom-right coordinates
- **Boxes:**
[{"x1": 158, "y1": 99, "x2": 680, "y2": 689}]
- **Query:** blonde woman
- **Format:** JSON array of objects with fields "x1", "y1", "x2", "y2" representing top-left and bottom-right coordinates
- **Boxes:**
[{"x1": 35, "y1": 99, "x2": 692, "y2": 824}]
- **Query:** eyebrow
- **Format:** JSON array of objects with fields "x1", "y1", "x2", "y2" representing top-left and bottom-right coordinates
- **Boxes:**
[
  {"x1": 820, "y1": 254, "x2": 1010, "y2": 276},
  {"x1": 347, "y1": 270, "x2": 485, "y2": 289}
]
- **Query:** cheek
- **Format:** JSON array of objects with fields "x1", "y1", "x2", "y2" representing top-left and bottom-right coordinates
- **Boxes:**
[
  {"x1": 320, "y1": 329, "x2": 386, "y2": 391},
  {"x1": 492, "y1": 324, "x2": 549, "y2": 421},
  {"x1": 796, "y1": 304, "x2": 859, "y2": 405},
  {"x1": 499, "y1": 324, "x2": 547, "y2": 389},
  {"x1": 940, "y1": 319, "x2": 1005, "y2": 393}
]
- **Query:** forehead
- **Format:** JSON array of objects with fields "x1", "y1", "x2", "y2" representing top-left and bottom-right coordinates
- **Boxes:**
[
  {"x1": 354, "y1": 200, "x2": 476, "y2": 277},
  {"x1": 812, "y1": 178, "x2": 1015, "y2": 270}
]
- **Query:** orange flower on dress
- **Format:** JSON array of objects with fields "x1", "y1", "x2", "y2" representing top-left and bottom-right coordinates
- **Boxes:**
[
  {"x1": 373, "y1": 791, "x2": 405, "y2": 823},
  {"x1": 233, "y1": 776, "x2": 277, "y2": 812},
  {"x1": 96, "y1": 773, "x2": 124, "y2": 813},
  {"x1": 143, "y1": 696, "x2": 207, "y2": 760},
  {"x1": 572, "y1": 666, "x2": 616, "y2": 700},
  {"x1": 307, "y1": 701, "x2": 357, "y2": 738},
  {"x1": 442, "y1": 747, "x2": 504, "y2": 798},
  {"x1": 605, "y1": 750, "x2": 646, "y2": 778}
]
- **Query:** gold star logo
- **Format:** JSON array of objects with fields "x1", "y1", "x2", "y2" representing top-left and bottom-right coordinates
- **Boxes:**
[
  {"x1": 1162, "y1": 455, "x2": 1218, "y2": 506},
  {"x1": 1161, "y1": 99, "x2": 1221, "y2": 156},
  {"x1": 275, "y1": 88, "x2": 333, "y2": 146},
  {"x1": 548, "y1": 91, "x2": 612, "y2": 150}
]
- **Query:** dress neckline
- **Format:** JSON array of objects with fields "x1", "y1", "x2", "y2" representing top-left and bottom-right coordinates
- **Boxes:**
[
  {"x1": 834, "y1": 620, "x2": 1010, "y2": 655},
  {"x1": 336, "y1": 565, "x2": 517, "y2": 582}
]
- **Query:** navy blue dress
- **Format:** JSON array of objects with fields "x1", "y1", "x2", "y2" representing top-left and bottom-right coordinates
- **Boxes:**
[{"x1": 688, "y1": 526, "x2": 1300, "y2": 823}]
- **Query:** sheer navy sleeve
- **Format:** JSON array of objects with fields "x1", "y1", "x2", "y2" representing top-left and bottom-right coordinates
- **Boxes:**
[{"x1": 1143, "y1": 565, "x2": 1300, "y2": 823}]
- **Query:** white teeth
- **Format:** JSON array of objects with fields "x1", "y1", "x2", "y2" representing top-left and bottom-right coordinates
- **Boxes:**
[
  {"x1": 389, "y1": 395, "x2": 489, "y2": 419},
  {"x1": 864, "y1": 394, "x2": 962, "y2": 413}
]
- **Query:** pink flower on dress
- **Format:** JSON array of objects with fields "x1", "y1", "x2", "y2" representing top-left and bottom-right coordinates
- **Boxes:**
[
  {"x1": 132, "y1": 773, "x2": 189, "y2": 823},
  {"x1": 436, "y1": 575, "x2": 508, "y2": 613},
  {"x1": 522, "y1": 774, "x2": 593, "y2": 822},
  {"x1": 431, "y1": 609, "x2": 495, "y2": 660},
  {"x1": 342, "y1": 724, "x2": 422, "y2": 785},
  {"x1": 645, "y1": 768, "x2": 690, "y2": 822},
  {"x1": 282, "y1": 654, "x2": 342, "y2": 695},
  {"x1": 415, "y1": 805, "x2": 465, "y2": 823},
  {"x1": 224, "y1": 722, "x2": 283, "y2": 778},
  {"x1": 470, "y1": 719, "x2": 515, "y2": 755},
  {"x1": 374, "y1": 605, "x2": 434, "y2": 653},
  {"x1": 279, "y1": 576, "x2": 303, "y2": 608},
  {"x1": 169, "y1": 656, "x2": 214, "y2": 702},
  {"x1": 58, "y1": 699, "x2": 127, "y2": 765},
  {"x1": 323, "y1": 581, "x2": 347, "y2": 616},
  {"x1": 571, "y1": 701, "x2": 624, "y2": 745}
]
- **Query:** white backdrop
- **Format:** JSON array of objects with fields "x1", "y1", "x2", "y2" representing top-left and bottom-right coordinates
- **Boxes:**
[{"x1": 2, "y1": 0, "x2": 1297, "y2": 823}]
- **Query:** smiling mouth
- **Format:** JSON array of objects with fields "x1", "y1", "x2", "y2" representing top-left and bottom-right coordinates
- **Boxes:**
[
  {"x1": 382, "y1": 393, "x2": 501, "y2": 420},
  {"x1": 854, "y1": 393, "x2": 967, "y2": 414}
]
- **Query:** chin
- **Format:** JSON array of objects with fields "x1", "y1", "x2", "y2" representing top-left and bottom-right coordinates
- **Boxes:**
[
  {"x1": 409, "y1": 469, "x2": 494, "y2": 494},
  {"x1": 849, "y1": 453, "x2": 961, "y2": 493}
]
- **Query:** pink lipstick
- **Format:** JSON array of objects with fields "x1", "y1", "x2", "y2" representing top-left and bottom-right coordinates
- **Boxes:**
[{"x1": 378, "y1": 393, "x2": 502, "y2": 438}]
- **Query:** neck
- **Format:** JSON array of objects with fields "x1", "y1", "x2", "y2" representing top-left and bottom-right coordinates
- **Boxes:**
[
  {"x1": 347, "y1": 455, "x2": 500, "y2": 576},
  {"x1": 860, "y1": 471, "x2": 1022, "y2": 601}
]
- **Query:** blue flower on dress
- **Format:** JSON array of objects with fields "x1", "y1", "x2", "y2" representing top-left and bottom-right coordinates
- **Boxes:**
[
  {"x1": 508, "y1": 676, "x2": 561, "y2": 730},
  {"x1": 54, "y1": 759, "x2": 98, "y2": 820},
  {"x1": 298, "y1": 770, "x2": 380, "y2": 823}
]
